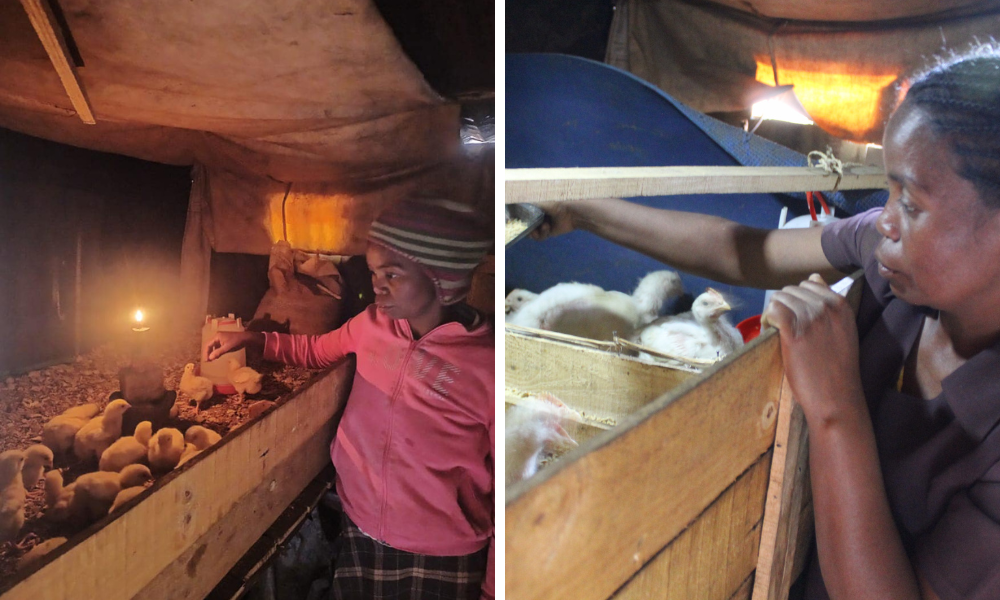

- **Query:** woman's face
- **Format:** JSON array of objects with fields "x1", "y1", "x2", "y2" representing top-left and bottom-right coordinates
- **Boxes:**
[
  {"x1": 875, "y1": 103, "x2": 1000, "y2": 313},
  {"x1": 366, "y1": 243, "x2": 442, "y2": 324}
]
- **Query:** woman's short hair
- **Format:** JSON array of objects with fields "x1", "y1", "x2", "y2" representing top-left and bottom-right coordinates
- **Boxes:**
[{"x1": 903, "y1": 42, "x2": 1000, "y2": 208}]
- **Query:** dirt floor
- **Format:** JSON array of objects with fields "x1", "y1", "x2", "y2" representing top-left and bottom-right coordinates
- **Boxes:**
[{"x1": 0, "y1": 328, "x2": 322, "y2": 584}]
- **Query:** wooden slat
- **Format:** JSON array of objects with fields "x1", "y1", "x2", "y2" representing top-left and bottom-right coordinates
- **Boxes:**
[
  {"x1": 17, "y1": 0, "x2": 96, "y2": 124},
  {"x1": 751, "y1": 272, "x2": 861, "y2": 600},
  {"x1": 2, "y1": 361, "x2": 353, "y2": 600},
  {"x1": 505, "y1": 332, "x2": 784, "y2": 600},
  {"x1": 505, "y1": 165, "x2": 887, "y2": 204},
  {"x1": 505, "y1": 329, "x2": 694, "y2": 424},
  {"x1": 750, "y1": 379, "x2": 812, "y2": 600},
  {"x1": 611, "y1": 452, "x2": 772, "y2": 600}
]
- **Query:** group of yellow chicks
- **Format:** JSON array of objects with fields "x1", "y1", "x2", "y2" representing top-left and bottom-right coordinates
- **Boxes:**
[
  {"x1": 0, "y1": 398, "x2": 225, "y2": 571},
  {"x1": 179, "y1": 359, "x2": 263, "y2": 406}
]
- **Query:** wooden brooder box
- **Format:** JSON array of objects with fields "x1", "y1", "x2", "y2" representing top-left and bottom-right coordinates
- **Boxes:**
[
  {"x1": 1, "y1": 360, "x2": 354, "y2": 600},
  {"x1": 505, "y1": 326, "x2": 814, "y2": 600}
]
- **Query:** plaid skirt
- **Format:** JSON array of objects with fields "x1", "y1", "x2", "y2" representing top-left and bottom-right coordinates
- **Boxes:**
[{"x1": 330, "y1": 514, "x2": 488, "y2": 600}]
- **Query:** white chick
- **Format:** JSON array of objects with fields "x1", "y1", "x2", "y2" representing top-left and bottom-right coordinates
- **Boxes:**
[
  {"x1": 185, "y1": 425, "x2": 221, "y2": 451},
  {"x1": 630, "y1": 270, "x2": 684, "y2": 325},
  {"x1": 504, "y1": 393, "x2": 580, "y2": 487},
  {"x1": 504, "y1": 289, "x2": 539, "y2": 316},
  {"x1": 99, "y1": 421, "x2": 153, "y2": 472},
  {"x1": 21, "y1": 445, "x2": 54, "y2": 491},
  {"x1": 228, "y1": 359, "x2": 263, "y2": 395},
  {"x1": 505, "y1": 282, "x2": 602, "y2": 328},
  {"x1": 148, "y1": 428, "x2": 185, "y2": 472},
  {"x1": 73, "y1": 471, "x2": 121, "y2": 520},
  {"x1": 633, "y1": 288, "x2": 743, "y2": 362},
  {"x1": 0, "y1": 450, "x2": 26, "y2": 544},
  {"x1": 17, "y1": 537, "x2": 67, "y2": 571},
  {"x1": 180, "y1": 363, "x2": 215, "y2": 406},
  {"x1": 506, "y1": 272, "x2": 682, "y2": 341},
  {"x1": 74, "y1": 399, "x2": 131, "y2": 462},
  {"x1": 175, "y1": 444, "x2": 201, "y2": 468}
]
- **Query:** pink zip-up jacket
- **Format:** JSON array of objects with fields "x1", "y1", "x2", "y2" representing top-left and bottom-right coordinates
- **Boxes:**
[{"x1": 263, "y1": 305, "x2": 495, "y2": 600}]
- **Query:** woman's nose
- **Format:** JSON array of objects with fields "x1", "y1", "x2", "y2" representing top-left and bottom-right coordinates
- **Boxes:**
[{"x1": 875, "y1": 200, "x2": 900, "y2": 242}]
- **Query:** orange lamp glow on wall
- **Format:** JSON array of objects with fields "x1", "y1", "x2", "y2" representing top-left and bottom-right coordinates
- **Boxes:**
[{"x1": 755, "y1": 59, "x2": 899, "y2": 141}]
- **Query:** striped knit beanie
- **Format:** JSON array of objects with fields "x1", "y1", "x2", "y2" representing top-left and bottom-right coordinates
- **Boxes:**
[{"x1": 367, "y1": 198, "x2": 493, "y2": 305}]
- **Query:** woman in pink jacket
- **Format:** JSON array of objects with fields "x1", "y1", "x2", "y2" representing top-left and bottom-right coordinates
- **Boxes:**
[{"x1": 205, "y1": 198, "x2": 495, "y2": 600}]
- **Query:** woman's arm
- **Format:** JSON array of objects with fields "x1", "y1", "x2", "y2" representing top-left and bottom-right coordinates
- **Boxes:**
[
  {"x1": 531, "y1": 197, "x2": 842, "y2": 289},
  {"x1": 764, "y1": 275, "x2": 924, "y2": 599}
]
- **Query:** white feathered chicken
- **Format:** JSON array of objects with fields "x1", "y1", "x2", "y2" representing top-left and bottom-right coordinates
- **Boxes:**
[
  {"x1": 632, "y1": 287, "x2": 743, "y2": 362},
  {"x1": 504, "y1": 289, "x2": 539, "y2": 316},
  {"x1": 504, "y1": 393, "x2": 581, "y2": 487},
  {"x1": 505, "y1": 271, "x2": 683, "y2": 341}
]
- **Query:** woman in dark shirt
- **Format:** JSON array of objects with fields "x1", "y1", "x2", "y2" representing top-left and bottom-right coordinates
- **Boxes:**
[{"x1": 530, "y1": 44, "x2": 1000, "y2": 599}]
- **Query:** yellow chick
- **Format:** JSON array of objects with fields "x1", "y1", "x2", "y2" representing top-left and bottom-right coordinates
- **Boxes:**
[
  {"x1": 0, "y1": 450, "x2": 26, "y2": 544},
  {"x1": 17, "y1": 537, "x2": 67, "y2": 571},
  {"x1": 42, "y1": 417, "x2": 89, "y2": 456},
  {"x1": 44, "y1": 470, "x2": 87, "y2": 525},
  {"x1": 41, "y1": 404, "x2": 102, "y2": 456},
  {"x1": 108, "y1": 464, "x2": 154, "y2": 514},
  {"x1": 21, "y1": 445, "x2": 54, "y2": 491},
  {"x1": 148, "y1": 428, "x2": 185, "y2": 472},
  {"x1": 176, "y1": 444, "x2": 201, "y2": 469},
  {"x1": 61, "y1": 403, "x2": 100, "y2": 420},
  {"x1": 228, "y1": 359, "x2": 263, "y2": 395},
  {"x1": 185, "y1": 426, "x2": 221, "y2": 451},
  {"x1": 74, "y1": 471, "x2": 122, "y2": 520},
  {"x1": 99, "y1": 421, "x2": 153, "y2": 472},
  {"x1": 109, "y1": 487, "x2": 145, "y2": 514},
  {"x1": 74, "y1": 399, "x2": 131, "y2": 462},
  {"x1": 180, "y1": 363, "x2": 215, "y2": 406},
  {"x1": 119, "y1": 464, "x2": 153, "y2": 489}
]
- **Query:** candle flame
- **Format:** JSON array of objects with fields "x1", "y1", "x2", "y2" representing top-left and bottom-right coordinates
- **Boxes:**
[{"x1": 134, "y1": 309, "x2": 144, "y2": 323}]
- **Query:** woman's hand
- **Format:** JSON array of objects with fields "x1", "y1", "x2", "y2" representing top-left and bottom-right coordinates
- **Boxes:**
[
  {"x1": 203, "y1": 331, "x2": 264, "y2": 362},
  {"x1": 528, "y1": 199, "x2": 600, "y2": 240},
  {"x1": 763, "y1": 273, "x2": 864, "y2": 425}
]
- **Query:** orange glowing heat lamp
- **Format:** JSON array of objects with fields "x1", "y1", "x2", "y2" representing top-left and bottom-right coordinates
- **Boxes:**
[{"x1": 755, "y1": 59, "x2": 899, "y2": 141}]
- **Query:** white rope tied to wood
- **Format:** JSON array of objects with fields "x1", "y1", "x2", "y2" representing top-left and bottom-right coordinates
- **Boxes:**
[{"x1": 807, "y1": 146, "x2": 845, "y2": 192}]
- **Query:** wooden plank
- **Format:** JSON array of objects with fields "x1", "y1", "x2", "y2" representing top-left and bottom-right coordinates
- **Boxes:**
[
  {"x1": 505, "y1": 332, "x2": 784, "y2": 600},
  {"x1": 611, "y1": 452, "x2": 772, "y2": 600},
  {"x1": 505, "y1": 165, "x2": 887, "y2": 204},
  {"x1": 17, "y1": 0, "x2": 96, "y2": 124},
  {"x1": 505, "y1": 329, "x2": 695, "y2": 424},
  {"x1": 2, "y1": 360, "x2": 353, "y2": 600},
  {"x1": 750, "y1": 379, "x2": 811, "y2": 600}
]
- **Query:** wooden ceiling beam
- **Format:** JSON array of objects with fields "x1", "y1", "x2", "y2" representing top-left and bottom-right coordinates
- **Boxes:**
[
  {"x1": 18, "y1": 0, "x2": 96, "y2": 124},
  {"x1": 505, "y1": 165, "x2": 888, "y2": 203}
]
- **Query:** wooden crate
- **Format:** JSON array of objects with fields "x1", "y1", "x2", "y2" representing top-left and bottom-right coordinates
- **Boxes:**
[
  {"x1": 1, "y1": 360, "x2": 354, "y2": 600},
  {"x1": 505, "y1": 328, "x2": 812, "y2": 600}
]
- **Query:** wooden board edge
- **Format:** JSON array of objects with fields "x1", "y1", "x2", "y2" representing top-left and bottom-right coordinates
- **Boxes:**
[{"x1": 505, "y1": 333, "x2": 784, "y2": 600}]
